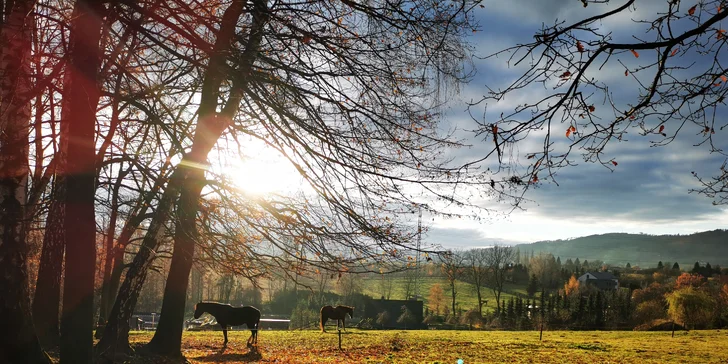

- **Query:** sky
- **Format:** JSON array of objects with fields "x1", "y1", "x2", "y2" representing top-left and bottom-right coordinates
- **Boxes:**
[
  {"x1": 227, "y1": 0, "x2": 728, "y2": 250},
  {"x1": 420, "y1": 0, "x2": 728, "y2": 248}
]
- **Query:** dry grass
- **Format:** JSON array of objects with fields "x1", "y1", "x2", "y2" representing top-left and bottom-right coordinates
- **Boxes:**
[{"x1": 108, "y1": 329, "x2": 728, "y2": 363}]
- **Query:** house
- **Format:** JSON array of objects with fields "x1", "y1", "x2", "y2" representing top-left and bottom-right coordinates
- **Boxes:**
[{"x1": 577, "y1": 271, "x2": 618, "y2": 291}]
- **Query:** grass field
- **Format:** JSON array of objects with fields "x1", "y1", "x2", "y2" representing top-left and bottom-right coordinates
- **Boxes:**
[
  {"x1": 115, "y1": 329, "x2": 728, "y2": 363},
  {"x1": 360, "y1": 275, "x2": 526, "y2": 313}
]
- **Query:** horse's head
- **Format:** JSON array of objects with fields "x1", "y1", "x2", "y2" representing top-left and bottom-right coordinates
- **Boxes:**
[{"x1": 193, "y1": 302, "x2": 204, "y2": 319}]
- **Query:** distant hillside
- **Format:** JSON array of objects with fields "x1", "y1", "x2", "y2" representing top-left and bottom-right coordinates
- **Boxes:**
[{"x1": 515, "y1": 229, "x2": 728, "y2": 268}]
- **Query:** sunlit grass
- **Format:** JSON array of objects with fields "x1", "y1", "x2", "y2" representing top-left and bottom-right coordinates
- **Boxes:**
[
  {"x1": 359, "y1": 275, "x2": 526, "y2": 313},
  {"x1": 122, "y1": 329, "x2": 728, "y2": 363}
]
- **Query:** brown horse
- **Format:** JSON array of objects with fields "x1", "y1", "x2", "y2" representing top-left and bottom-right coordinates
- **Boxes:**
[{"x1": 320, "y1": 305, "x2": 354, "y2": 332}]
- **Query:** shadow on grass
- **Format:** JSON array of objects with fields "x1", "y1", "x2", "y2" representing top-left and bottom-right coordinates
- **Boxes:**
[{"x1": 194, "y1": 347, "x2": 262, "y2": 363}]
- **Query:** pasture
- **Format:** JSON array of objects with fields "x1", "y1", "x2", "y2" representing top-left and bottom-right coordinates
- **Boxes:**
[
  {"x1": 111, "y1": 329, "x2": 728, "y2": 363},
  {"x1": 359, "y1": 275, "x2": 526, "y2": 313}
]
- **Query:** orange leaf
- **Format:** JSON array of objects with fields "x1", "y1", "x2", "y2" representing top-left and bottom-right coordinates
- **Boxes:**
[
  {"x1": 560, "y1": 71, "x2": 572, "y2": 79},
  {"x1": 719, "y1": 5, "x2": 723, "y2": 13},
  {"x1": 630, "y1": 49, "x2": 639, "y2": 58},
  {"x1": 629, "y1": 115, "x2": 636, "y2": 120},
  {"x1": 688, "y1": 5, "x2": 697, "y2": 15},
  {"x1": 532, "y1": 174, "x2": 539, "y2": 183},
  {"x1": 670, "y1": 48, "x2": 678, "y2": 57},
  {"x1": 659, "y1": 125, "x2": 665, "y2": 133},
  {"x1": 492, "y1": 125, "x2": 498, "y2": 134},
  {"x1": 302, "y1": 35, "x2": 312, "y2": 44},
  {"x1": 624, "y1": 69, "x2": 629, "y2": 76},
  {"x1": 527, "y1": 154, "x2": 535, "y2": 159},
  {"x1": 718, "y1": 29, "x2": 726, "y2": 39},
  {"x1": 722, "y1": 75, "x2": 727, "y2": 82},
  {"x1": 611, "y1": 160, "x2": 618, "y2": 166},
  {"x1": 576, "y1": 41, "x2": 585, "y2": 53},
  {"x1": 588, "y1": 105, "x2": 596, "y2": 112},
  {"x1": 714, "y1": 82, "x2": 722, "y2": 87},
  {"x1": 566, "y1": 128, "x2": 572, "y2": 138}
]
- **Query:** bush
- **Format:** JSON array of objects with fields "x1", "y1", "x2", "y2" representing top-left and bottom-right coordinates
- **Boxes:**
[
  {"x1": 289, "y1": 300, "x2": 319, "y2": 330},
  {"x1": 632, "y1": 300, "x2": 667, "y2": 326}
]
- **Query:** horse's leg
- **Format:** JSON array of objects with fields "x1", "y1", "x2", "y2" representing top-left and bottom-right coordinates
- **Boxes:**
[
  {"x1": 342, "y1": 318, "x2": 347, "y2": 332},
  {"x1": 220, "y1": 323, "x2": 228, "y2": 346}
]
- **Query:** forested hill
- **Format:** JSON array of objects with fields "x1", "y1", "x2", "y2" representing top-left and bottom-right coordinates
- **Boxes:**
[{"x1": 515, "y1": 229, "x2": 728, "y2": 268}]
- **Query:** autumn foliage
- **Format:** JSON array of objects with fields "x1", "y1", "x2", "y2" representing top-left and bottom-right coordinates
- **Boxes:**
[
  {"x1": 675, "y1": 273, "x2": 704, "y2": 289},
  {"x1": 563, "y1": 275, "x2": 579, "y2": 296}
]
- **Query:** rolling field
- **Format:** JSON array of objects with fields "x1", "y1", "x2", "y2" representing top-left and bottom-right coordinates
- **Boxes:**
[
  {"x1": 359, "y1": 275, "x2": 527, "y2": 313},
  {"x1": 118, "y1": 329, "x2": 728, "y2": 363}
]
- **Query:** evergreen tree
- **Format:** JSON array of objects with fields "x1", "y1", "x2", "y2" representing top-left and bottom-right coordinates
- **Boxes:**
[
  {"x1": 526, "y1": 274, "x2": 539, "y2": 297},
  {"x1": 539, "y1": 290, "x2": 546, "y2": 319},
  {"x1": 547, "y1": 294, "x2": 554, "y2": 321},
  {"x1": 587, "y1": 294, "x2": 595, "y2": 327},
  {"x1": 657, "y1": 261, "x2": 664, "y2": 269},
  {"x1": 625, "y1": 262, "x2": 631, "y2": 269},
  {"x1": 565, "y1": 258, "x2": 574, "y2": 272},
  {"x1": 506, "y1": 298, "x2": 515, "y2": 328},
  {"x1": 556, "y1": 256, "x2": 562, "y2": 266},
  {"x1": 693, "y1": 261, "x2": 701, "y2": 273},
  {"x1": 595, "y1": 292, "x2": 604, "y2": 328},
  {"x1": 574, "y1": 295, "x2": 585, "y2": 324},
  {"x1": 706, "y1": 262, "x2": 713, "y2": 274},
  {"x1": 583, "y1": 260, "x2": 589, "y2": 269},
  {"x1": 672, "y1": 262, "x2": 680, "y2": 271},
  {"x1": 574, "y1": 258, "x2": 581, "y2": 267},
  {"x1": 556, "y1": 294, "x2": 563, "y2": 316}
]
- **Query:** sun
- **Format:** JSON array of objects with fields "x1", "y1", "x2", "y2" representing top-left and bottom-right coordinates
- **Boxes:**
[{"x1": 217, "y1": 141, "x2": 303, "y2": 196}]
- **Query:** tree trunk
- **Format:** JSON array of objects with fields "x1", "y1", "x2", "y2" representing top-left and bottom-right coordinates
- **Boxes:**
[
  {"x1": 32, "y1": 40, "x2": 71, "y2": 349},
  {"x1": 0, "y1": 1, "x2": 51, "y2": 362},
  {"x1": 59, "y1": 1, "x2": 104, "y2": 363},
  {"x1": 476, "y1": 286, "x2": 483, "y2": 316},
  {"x1": 143, "y1": 168, "x2": 204, "y2": 356},
  {"x1": 95, "y1": 168, "x2": 127, "y2": 339},
  {"x1": 450, "y1": 283, "x2": 456, "y2": 318},
  {"x1": 95, "y1": 169, "x2": 184, "y2": 357},
  {"x1": 32, "y1": 178, "x2": 65, "y2": 348},
  {"x1": 144, "y1": 0, "x2": 266, "y2": 356}
]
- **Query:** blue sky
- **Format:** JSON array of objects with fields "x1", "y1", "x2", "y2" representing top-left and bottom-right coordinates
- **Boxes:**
[{"x1": 421, "y1": 0, "x2": 728, "y2": 248}]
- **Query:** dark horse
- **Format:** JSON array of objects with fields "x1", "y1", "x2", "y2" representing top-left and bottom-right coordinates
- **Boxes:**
[
  {"x1": 320, "y1": 305, "x2": 354, "y2": 332},
  {"x1": 194, "y1": 302, "x2": 260, "y2": 347}
]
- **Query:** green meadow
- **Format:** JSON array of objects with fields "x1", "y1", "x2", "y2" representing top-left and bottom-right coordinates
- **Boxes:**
[{"x1": 359, "y1": 275, "x2": 527, "y2": 313}]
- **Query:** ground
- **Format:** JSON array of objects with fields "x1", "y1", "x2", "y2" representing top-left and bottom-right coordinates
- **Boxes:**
[{"x1": 77, "y1": 329, "x2": 728, "y2": 363}]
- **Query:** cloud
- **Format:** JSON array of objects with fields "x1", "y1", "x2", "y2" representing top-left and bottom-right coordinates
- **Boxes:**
[{"x1": 407, "y1": 0, "x2": 728, "y2": 249}]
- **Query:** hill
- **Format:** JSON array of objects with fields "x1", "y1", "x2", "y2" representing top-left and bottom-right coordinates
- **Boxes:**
[{"x1": 515, "y1": 229, "x2": 728, "y2": 268}]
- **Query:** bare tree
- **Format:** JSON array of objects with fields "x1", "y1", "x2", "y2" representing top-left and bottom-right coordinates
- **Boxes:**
[
  {"x1": 59, "y1": 2, "x2": 106, "y2": 362},
  {"x1": 465, "y1": 248, "x2": 490, "y2": 315},
  {"x1": 475, "y1": 0, "x2": 728, "y2": 204},
  {"x1": 379, "y1": 273, "x2": 395, "y2": 300},
  {"x1": 439, "y1": 250, "x2": 466, "y2": 317},
  {"x1": 0, "y1": 1, "x2": 52, "y2": 362},
  {"x1": 484, "y1": 245, "x2": 515, "y2": 312}
]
